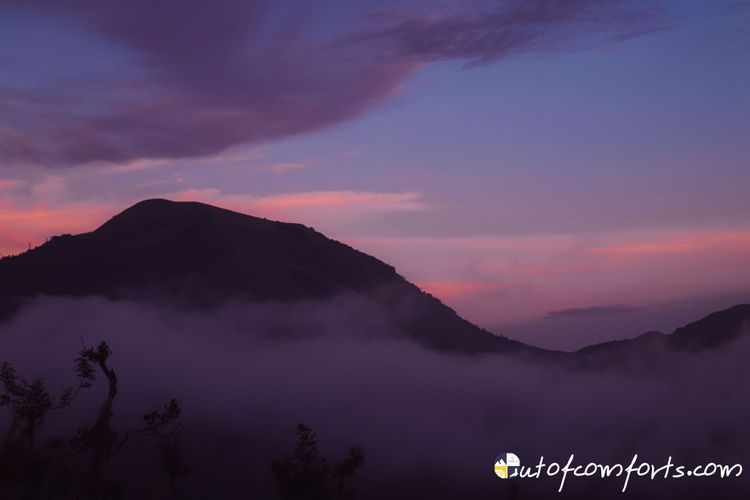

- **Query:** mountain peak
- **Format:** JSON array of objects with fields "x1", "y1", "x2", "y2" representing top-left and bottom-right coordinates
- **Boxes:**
[{"x1": 96, "y1": 198, "x2": 271, "y2": 233}]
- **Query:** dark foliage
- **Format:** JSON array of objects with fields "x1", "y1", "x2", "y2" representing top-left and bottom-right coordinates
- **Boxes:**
[
  {"x1": 0, "y1": 355, "x2": 88, "y2": 453},
  {"x1": 0, "y1": 341, "x2": 185, "y2": 500},
  {"x1": 272, "y1": 424, "x2": 365, "y2": 500}
]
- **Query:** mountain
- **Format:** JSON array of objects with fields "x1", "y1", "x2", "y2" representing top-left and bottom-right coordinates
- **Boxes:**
[
  {"x1": 1, "y1": 199, "x2": 748, "y2": 360},
  {"x1": 669, "y1": 304, "x2": 750, "y2": 350},
  {"x1": 0, "y1": 199, "x2": 537, "y2": 355},
  {"x1": 573, "y1": 304, "x2": 750, "y2": 366}
]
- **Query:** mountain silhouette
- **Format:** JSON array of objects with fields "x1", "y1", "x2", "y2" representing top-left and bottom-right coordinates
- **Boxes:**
[
  {"x1": 669, "y1": 304, "x2": 750, "y2": 350},
  {"x1": 573, "y1": 304, "x2": 750, "y2": 366},
  {"x1": 0, "y1": 199, "x2": 536, "y2": 355},
  {"x1": 1, "y1": 199, "x2": 747, "y2": 359}
]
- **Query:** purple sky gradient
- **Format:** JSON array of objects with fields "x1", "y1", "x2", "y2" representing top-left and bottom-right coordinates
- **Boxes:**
[{"x1": 0, "y1": 0, "x2": 748, "y2": 348}]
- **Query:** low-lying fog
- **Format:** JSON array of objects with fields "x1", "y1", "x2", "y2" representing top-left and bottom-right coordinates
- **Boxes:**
[{"x1": 1, "y1": 296, "x2": 748, "y2": 499}]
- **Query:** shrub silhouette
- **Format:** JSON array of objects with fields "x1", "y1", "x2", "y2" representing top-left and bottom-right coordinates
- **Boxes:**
[{"x1": 272, "y1": 424, "x2": 364, "y2": 500}]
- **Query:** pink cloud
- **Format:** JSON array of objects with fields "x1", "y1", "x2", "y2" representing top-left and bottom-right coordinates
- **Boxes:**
[
  {"x1": 262, "y1": 162, "x2": 307, "y2": 174},
  {"x1": 253, "y1": 191, "x2": 426, "y2": 211},
  {"x1": 0, "y1": 174, "x2": 117, "y2": 255},
  {"x1": 0, "y1": 203, "x2": 113, "y2": 256},
  {"x1": 344, "y1": 228, "x2": 750, "y2": 326},
  {"x1": 416, "y1": 281, "x2": 493, "y2": 301},
  {"x1": 587, "y1": 230, "x2": 750, "y2": 256},
  {"x1": 164, "y1": 188, "x2": 428, "y2": 233},
  {"x1": 0, "y1": 179, "x2": 26, "y2": 190},
  {"x1": 0, "y1": 185, "x2": 430, "y2": 257}
]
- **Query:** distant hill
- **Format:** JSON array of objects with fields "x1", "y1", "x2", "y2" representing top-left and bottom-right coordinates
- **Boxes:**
[
  {"x1": 669, "y1": 304, "x2": 750, "y2": 350},
  {"x1": 573, "y1": 304, "x2": 750, "y2": 367},
  {"x1": 0, "y1": 199, "x2": 537, "y2": 355}
]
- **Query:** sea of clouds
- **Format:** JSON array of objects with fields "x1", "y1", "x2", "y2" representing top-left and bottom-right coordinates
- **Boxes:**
[{"x1": 0, "y1": 296, "x2": 748, "y2": 499}]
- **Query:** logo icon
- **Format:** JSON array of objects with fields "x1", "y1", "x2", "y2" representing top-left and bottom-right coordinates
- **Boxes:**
[{"x1": 494, "y1": 453, "x2": 520, "y2": 479}]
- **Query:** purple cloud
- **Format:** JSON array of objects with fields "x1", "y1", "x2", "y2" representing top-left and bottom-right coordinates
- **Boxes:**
[
  {"x1": 544, "y1": 304, "x2": 643, "y2": 320},
  {"x1": 354, "y1": 0, "x2": 666, "y2": 64},
  {"x1": 0, "y1": 0, "x2": 664, "y2": 166}
]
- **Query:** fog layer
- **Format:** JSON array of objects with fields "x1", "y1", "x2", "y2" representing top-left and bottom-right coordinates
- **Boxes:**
[{"x1": 1, "y1": 296, "x2": 748, "y2": 499}]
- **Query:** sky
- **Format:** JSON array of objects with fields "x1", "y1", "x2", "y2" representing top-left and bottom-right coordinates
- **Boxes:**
[{"x1": 0, "y1": 0, "x2": 748, "y2": 349}]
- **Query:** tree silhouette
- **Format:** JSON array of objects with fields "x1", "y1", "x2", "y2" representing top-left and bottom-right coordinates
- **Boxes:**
[
  {"x1": 1, "y1": 341, "x2": 186, "y2": 499},
  {"x1": 0, "y1": 348, "x2": 94, "y2": 497},
  {"x1": 333, "y1": 447, "x2": 365, "y2": 499},
  {"x1": 1, "y1": 356, "x2": 91, "y2": 454},
  {"x1": 272, "y1": 424, "x2": 365, "y2": 500},
  {"x1": 115, "y1": 398, "x2": 187, "y2": 500},
  {"x1": 66, "y1": 341, "x2": 186, "y2": 499}
]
